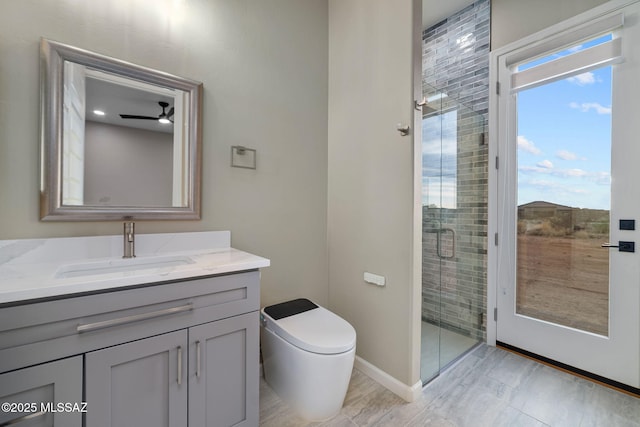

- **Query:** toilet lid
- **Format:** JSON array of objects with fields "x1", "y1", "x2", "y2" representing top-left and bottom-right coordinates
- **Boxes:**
[{"x1": 262, "y1": 303, "x2": 356, "y2": 354}]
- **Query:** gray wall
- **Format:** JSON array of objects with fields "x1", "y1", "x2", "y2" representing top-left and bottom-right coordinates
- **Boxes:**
[
  {"x1": 84, "y1": 121, "x2": 173, "y2": 207},
  {"x1": 328, "y1": 0, "x2": 419, "y2": 387},
  {"x1": 491, "y1": 0, "x2": 610, "y2": 49},
  {"x1": 0, "y1": 0, "x2": 329, "y2": 308}
]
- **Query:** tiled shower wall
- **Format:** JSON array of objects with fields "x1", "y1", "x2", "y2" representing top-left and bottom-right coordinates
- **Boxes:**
[{"x1": 421, "y1": 0, "x2": 489, "y2": 341}]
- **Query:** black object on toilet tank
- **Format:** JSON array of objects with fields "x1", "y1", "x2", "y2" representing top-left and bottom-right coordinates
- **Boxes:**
[{"x1": 264, "y1": 298, "x2": 318, "y2": 320}]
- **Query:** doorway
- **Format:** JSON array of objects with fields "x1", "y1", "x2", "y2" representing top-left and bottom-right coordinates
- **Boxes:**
[{"x1": 491, "y1": 1, "x2": 640, "y2": 389}]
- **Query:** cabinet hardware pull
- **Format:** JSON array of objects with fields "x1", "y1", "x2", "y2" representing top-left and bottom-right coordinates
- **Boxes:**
[
  {"x1": 0, "y1": 410, "x2": 46, "y2": 426},
  {"x1": 196, "y1": 340, "x2": 201, "y2": 378},
  {"x1": 177, "y1": 346, "x2": 183, "y2": 386},
  {"x1": 77, "y1": 303, "x2": 193, "y2": 333}
]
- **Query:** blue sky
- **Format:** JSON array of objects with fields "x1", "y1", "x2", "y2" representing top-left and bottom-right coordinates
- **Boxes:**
[
  {"x1": 517, "y1": 46, "x2": 612, "y2": 210},
  {"x1": 421, "y1": 37, "x2": 613, "y2": 210},
  {"x1": 422, "y1": 109, "x2": 458, "y2": 208}
]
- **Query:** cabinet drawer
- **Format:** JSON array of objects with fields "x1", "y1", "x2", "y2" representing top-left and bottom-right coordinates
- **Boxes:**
[
  {"x1": 0, "y1": 271, "x2": 259, "y2": 373},
  {"x1": 0, "y1": 356, "x2": 82, "y2": 427}
]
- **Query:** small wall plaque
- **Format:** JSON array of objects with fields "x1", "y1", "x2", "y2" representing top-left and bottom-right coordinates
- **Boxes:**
[{"x1": 231, "y1": 146, "x2": 257, "y2": 169}]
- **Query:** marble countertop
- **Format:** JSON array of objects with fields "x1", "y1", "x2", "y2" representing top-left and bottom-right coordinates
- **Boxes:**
[{"x1": 0, "y1": 231, "x2": 270, "y2": 305}]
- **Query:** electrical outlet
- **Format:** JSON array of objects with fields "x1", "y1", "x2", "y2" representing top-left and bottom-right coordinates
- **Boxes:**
[{"x1": 364, "y1": 272, "x2": 386, "y2": 287}]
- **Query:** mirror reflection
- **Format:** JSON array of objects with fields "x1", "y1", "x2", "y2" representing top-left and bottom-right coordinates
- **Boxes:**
[
  {"x1": 64, "y1": 65, "x2": 187, "y2": 208},
  {"x1": 40, "y1": 39, "x2": 202, "y2": 221}
]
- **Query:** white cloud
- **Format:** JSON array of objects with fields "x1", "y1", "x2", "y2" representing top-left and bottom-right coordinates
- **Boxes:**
[
  {"x1": 519, "y1": 165, "x2": 608, "y2": 182},
  {"x1": 565, "y1": 168, "x2": 588, "y2": 177},
  {"x1": 519, "y1": 166, "x2": 547, "y2": 174},
  {"x1": 519, "y1": 166, "x2": 585, "y2": 177},
  {"x1": 567, "y1": 44, "x2": 584, "y2": 53},
  {"x1": 556, "y1": 150, "x2": 579, "y2": 161},
  {"x1": 517, "y1": 135, "x2": 541, "y2": 155},
  {"x1": 569, "y1": 102, "x2": 612, "y2": 115},
  {"x1": 567, "y1": 72, "x2": 596, "y2": 86},
  {"x1": 537, "y1": 159, "x2": 553, "y2": 169},
  {"x1": 593, "y1": 171, "x2": 611, "y2": 185},
  {"x1": 528, "y1": 179, "x2": 589, "y2": 195}
]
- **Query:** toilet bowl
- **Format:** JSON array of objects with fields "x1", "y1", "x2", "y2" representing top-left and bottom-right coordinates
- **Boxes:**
[{"x1": 260, "y1": 298, "x2": 356, "y2": 421}]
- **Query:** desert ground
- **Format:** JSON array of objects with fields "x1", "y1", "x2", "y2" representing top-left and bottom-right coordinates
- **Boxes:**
[{"x1": 516, "y1": 234, "x2": 609, "y2": 336}]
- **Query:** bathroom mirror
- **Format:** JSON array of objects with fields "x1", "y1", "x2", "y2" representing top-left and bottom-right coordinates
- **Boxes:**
[{"x1": 40, "y1": 38, "x2": 203, "y2": 221}]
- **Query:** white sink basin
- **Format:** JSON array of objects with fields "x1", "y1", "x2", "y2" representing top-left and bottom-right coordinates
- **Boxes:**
[{"x1": 55, "y1": 255, "x2": 195, "y2": 279}]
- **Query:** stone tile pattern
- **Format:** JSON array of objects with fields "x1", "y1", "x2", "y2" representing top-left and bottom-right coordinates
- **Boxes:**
[
  {"x1": 260, "y1": 345, "x2": 640, "y2": 426},
  {"x1": 421, "y1": 0, "x2": 489, "y2": 341}
]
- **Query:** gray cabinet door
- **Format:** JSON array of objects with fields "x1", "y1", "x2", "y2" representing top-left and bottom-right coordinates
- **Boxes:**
[
  {"x1": 188, "y1": 312, "x2": 259, "y2": 427},
  {"x1": 0, "y1": 356, "x2": 82, "y2": 427},
  {"x1": 85, "y1": 330, "x2": 188, "y2": 427}
]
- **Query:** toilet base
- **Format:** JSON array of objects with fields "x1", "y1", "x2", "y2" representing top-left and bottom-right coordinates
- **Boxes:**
[{"x1": 261, "y1": 326, "x2": 355, "y2": 421}]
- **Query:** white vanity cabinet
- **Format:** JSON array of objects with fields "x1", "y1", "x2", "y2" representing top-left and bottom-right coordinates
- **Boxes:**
[{"x1": 0, "y1": 270, "x2": 261, "y2": 427}]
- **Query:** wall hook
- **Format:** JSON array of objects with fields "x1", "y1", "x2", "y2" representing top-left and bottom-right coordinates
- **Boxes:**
[{"x1": 396, "y1": 123, "x2": 411, "y2": 136}]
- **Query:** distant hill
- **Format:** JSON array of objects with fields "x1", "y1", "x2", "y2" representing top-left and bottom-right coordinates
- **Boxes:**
[{"x1": 518, "y1": 201, "x2": 609, "y2": 237}]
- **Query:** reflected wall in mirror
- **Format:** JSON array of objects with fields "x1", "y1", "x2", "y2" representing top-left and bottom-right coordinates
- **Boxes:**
[{"x1": 40, "y1": 38, "x2": 203, "y2": 221}]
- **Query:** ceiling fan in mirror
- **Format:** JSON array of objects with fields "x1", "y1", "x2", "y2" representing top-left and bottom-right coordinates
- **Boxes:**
[{"x1": 120, "y1": 101, "x2": 174, "y2": 124}]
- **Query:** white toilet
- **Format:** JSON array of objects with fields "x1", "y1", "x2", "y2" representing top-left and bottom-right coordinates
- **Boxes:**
[{"x1": 260, "y1": 298, "x2": 356, "y2": 421}]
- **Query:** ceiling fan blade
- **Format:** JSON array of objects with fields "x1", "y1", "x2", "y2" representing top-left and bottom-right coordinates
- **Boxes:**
[
  {"x1": 119, "y1": 114, "x2": 158, "y2": 120},
  {"x1": 119, "y1": 102, "x2": 174, "y2": 122}
]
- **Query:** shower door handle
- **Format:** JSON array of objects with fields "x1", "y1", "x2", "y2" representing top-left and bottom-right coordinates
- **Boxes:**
[{"x1": 437, "y1": 228, "x2": 456, "y2": 259}]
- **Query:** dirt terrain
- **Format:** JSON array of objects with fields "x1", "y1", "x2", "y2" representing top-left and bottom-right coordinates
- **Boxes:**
[{"x1": 516, "y1": 235, "x2": 609, "y2": 336}]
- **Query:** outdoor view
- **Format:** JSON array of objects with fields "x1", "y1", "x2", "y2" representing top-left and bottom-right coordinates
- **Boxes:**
[{"x1": 516, "y1": 38, "x2": 613, "y2": 336}]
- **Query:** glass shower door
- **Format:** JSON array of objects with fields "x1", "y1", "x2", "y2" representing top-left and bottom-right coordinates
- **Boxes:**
[{"x1": 420, "y1": 84, "x2": 485, "y2": 384}]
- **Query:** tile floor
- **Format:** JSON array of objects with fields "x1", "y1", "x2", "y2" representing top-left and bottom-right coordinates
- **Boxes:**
[
  {"x1": 259, "y1": 344, "x2": 640, "y2": 427},
  {"x1": 420, "y1": 321, "x2": 479, "y2": 383}
]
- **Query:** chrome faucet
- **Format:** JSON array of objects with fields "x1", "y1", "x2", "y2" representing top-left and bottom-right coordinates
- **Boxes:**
[{"x1": 123, "y1": 222, "x2": 136, "y2": 258}]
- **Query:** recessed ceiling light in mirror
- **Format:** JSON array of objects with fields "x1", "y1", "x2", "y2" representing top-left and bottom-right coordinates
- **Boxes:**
[{"x1": 93, "y1": 110, "x2": 105, "y2": 116}]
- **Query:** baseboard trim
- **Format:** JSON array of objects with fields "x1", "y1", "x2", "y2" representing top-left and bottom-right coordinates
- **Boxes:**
[{"x1": 354, "y1": 356, "x2": 422, "y2": 402}]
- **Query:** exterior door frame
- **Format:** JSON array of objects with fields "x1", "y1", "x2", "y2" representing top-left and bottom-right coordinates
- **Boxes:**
[{"x1": 488, "y1": 0, "x2": 640, "y2": 387}]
